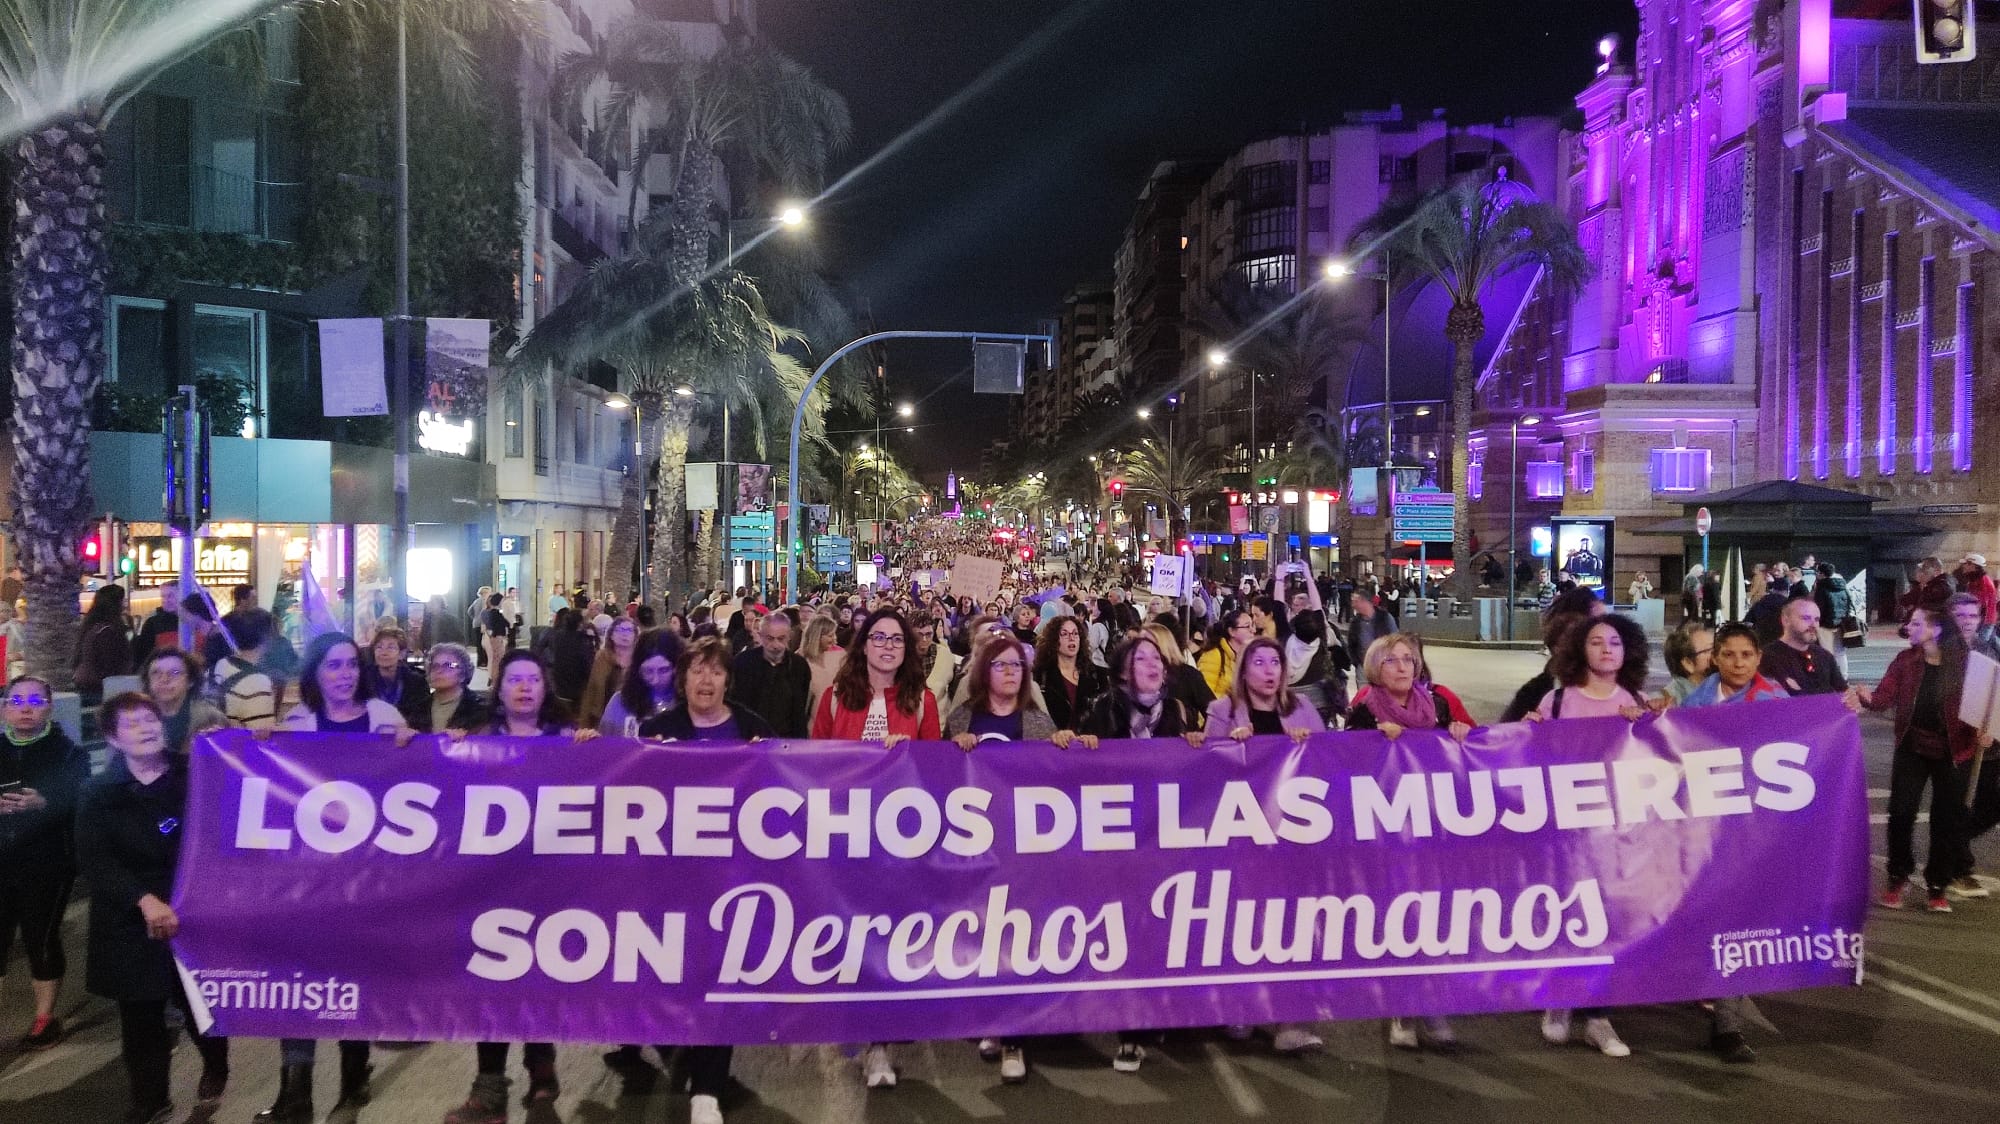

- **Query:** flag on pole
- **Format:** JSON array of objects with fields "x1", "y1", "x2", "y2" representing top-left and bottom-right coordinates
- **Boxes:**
[{"x1": 300, "y1": 557, "x2": 342, "y2": 641}]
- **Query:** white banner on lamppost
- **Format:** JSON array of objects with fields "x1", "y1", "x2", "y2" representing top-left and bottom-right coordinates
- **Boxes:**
[{"x1": 318, "y1": 318, "x2": 388, "y2": 417}]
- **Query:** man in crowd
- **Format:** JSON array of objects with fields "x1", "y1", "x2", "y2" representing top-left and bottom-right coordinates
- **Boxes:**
[
  {"x1": 1901, "y1": 557, "x2": 1954, "y2": 619},
  {"x1": 1345, "y1": 589, "x2": 1397, "y2": 671},
  {"x1": 1759, "y1": 598, "x2": 1847, "y2": 697},
  {"x1": 730, "y1": 613, "x2": 812, "y2": 737},
  {"x1": 131, "y1": 585, "x2": 181, "y2": 662}
]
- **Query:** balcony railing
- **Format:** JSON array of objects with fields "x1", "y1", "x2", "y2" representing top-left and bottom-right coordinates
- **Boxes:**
[
  {"x1": 550, "y1": 209, "x2": 606, "y2": 264},
  {"x1": 137, "y1": 163, "x2": 299, "y2": 243}
]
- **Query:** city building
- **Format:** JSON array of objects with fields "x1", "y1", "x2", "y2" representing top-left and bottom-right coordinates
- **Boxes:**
[
  {"x1": 1469, "y1": 0, "x2": 1999, "y2": 612},
  {"x1": 1113, "y1": 160, "x2": 1214, "y2": 401}
]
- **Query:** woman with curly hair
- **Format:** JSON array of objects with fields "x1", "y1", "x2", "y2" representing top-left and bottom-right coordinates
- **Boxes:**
[
  {"x1": 1032, "y1": 614, "x2": 1107, "y2": 731},
  {"x1": 808, "y1": 607, "x2": 942, "y2": 751}
]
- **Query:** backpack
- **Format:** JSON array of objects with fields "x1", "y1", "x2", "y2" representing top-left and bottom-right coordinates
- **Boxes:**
[{"x1": 204, "y1": 656, "x2": 264, "y2": 712}]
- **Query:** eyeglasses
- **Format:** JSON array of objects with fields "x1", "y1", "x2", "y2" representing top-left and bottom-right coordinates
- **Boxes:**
[
  {"x1": 1379, "y1": 655, "x2": 1417, "y2": 668},
  {"x1": 990, "y1": 660, "x2": 1025, "y2": 671},
  {"x1": 7, "y1": 694, "x2": 48, "y2": 707},
  {"x1": 149, "y1": 667, "x2": 188, "y2": 679},
  {"x1": 1230, "y1": 623, "x2": 1255, "y2": 633},
  {"x1": 866, "y1": 633, "x2": 906, "y2": 647},
  {"x1": 429, "y1": 661, "x2": 467, "y2": 672}
]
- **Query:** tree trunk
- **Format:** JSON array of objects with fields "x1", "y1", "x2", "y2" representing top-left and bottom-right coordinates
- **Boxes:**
[
  {"x1": 666, "y1": 145, "x2": 719, "y2": 288},
  {"x1": 1446, "y1": 302, "x2": 1484, "y2": 600},
  {"x1": 694, "y1": 509, "x2": 719, "y2": 593},
  {"x1": 10, "y1": 116, "x2": 109, "y2": 688},
  {"x1": 604, "y1": 393, "x2": 661, "y2": 606},
  {"x1": 646, "y1": 396, "x2": 696, "y2": 606}
]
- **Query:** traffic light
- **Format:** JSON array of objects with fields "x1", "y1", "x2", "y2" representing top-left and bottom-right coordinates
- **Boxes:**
[
  {"x1": 1109, "y1": 480, "x2": 1125, "y2": 499},
  {"x1": 80, "y1": 529, "x2": 104, "y2": 575},
  {"x1": 1020, "y1": 546, "x2": 1034, "y2": 562},
  {"x1": 1915, "y1": 0, "x2": 1977, "y2": 64}
]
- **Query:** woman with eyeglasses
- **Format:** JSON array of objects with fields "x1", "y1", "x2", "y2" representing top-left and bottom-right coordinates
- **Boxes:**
[
  {"x1": 417, "y1": 642, "x2": 489, "y2": 734},
  {"x1": 1, "y1": 676, "x2": 89, "y2": 1053},
  {"x1": 80, "y1": 693, "x2": 229, "y2": 1123},
  {"x1": 138, "y1": 648, "x2": 225, "y2": 758},
  {"x1": 599, "y1": 630, "x2": 684, "y2": 736},
  {"x1": 259, "y1": 634, "x2": 413, "y2": 1123},
  {"x1": 1197, "y1": 610, "x2": 1254, "y2": 699},
  {"x1": 1343, "y1": 633, "x2": 1476, "y2": 1052},
  {"x1": 579, "y1": 614, "x2": 642, "y2": 729},
  {"x1": 808, "y1": 607, "x2": 940, "y2": 1090}
]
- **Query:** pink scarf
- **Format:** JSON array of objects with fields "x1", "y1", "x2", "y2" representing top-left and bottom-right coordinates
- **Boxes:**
[{"x1": 1362, "y1": 682, "x2": 1440, "y2": 729}]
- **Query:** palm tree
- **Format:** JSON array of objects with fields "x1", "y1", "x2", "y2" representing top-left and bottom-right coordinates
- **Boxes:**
[
  {"x1": 0, "y1": 0, "x2": 515, "y2": 683},
  {"x1": 1117, "y1": 439, "x2": 1223, "y2": 549},
  {"x1": 1357, "y1": 171, "x2": 1589, "y2": 595},
  {"x1": 552, "y1": 16, "x2": 850, "y2": 293},
  {"x1": 511, "y1": 219, "x2": 805, "y2": 599}
]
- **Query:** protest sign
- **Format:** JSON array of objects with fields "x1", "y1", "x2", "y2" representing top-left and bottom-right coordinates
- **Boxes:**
[
  {"x1": 174, "y1": 698, "x2": 1868, "y2": 1044},
  {"x1": 949, "y1": 553, "x2": 1006, "y2": 604}
]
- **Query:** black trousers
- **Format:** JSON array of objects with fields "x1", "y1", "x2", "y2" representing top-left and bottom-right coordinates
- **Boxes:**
[
  {"x1": 1887, "y1": 747, "x2": 1962, "y2": 893},
  {"x1": 476, "y1": 1040, "x2": 554, "y2": 1075},
  {"x1": 614, "y1": 1045, "x2": 733, "y2": 1097},
  {"x1": 1954, "y1": 757, "x2": 2000, "y2": 880},
  {"x1": 120, "y1": 990, "x2": 228, "y2": 1113},
  {"x1": 0, "y1": 867, "x2": 71, "y2": 981}
]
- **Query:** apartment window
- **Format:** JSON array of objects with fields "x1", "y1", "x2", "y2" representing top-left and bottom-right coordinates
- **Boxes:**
[
  {"x1": 1467, "y1": 451, "x2": 1484, "y2": 500},
  {"x1": 1307, "y1": 160, "x2": 1330, "y2": 185},
  {"x1": 1240, "y1": 162, "x2": 1297, "y2": 210},
  {"x1": 1524, "y1": 460, "x2": 1565, "y2": 499},
  {"x1": 504, "y1": 388, "x2": 524, "y2": 457},
  {"x1": 1235, "y1": 207, "x2": 1292, "y2": 258},
  {"x1": 574, "y1": 405, "x2": 589, "y2": 464},
  {"x1": 1572, "y1": 446, "x2": 1595, "y2": 493},
  {"x1": 532, "y1": 396, "x2": 549, "y2": 475},
  {"x1": 1378, "y1": 155, "x2": 1416, "y2": 183},
  {"x1": 1236, "y1": 254, "x2": 1295, "y2": 294},
  {"x1": 135, "y1": 94, "x2": 194, "y2": 226},
  {"x1": 1649, "y1": 447, "x2": 1711, "y2": 493}
]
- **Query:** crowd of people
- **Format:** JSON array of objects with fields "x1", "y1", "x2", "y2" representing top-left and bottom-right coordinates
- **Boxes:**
[{"x1": 3, "y1": 532, "x2": 1997, "y2": 1124}]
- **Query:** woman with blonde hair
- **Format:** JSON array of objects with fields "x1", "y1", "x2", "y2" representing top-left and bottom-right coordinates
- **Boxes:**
[
  {"x1": 1141, "y1": 621, "x2": 1213, "y2": 725},
  {"x1": 800, "y1": 613, "x2": 843, "y2": 712},
  {"x1": 1205, "y1": 636, "x2": 1324, "y2": 741},
  {"x1": 578, "y1": 614, "x2": 642, "y2": 728}
]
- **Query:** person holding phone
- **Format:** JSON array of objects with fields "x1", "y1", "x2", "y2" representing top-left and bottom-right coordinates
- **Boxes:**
[{"x1": 0, "y1": 675, "x2": 89, "y2": 1051}]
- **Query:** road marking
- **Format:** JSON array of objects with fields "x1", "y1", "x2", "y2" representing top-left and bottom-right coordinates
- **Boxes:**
[
  {"x1": 1652, "y1": 1050, "x2": 1897, "y2": 1101},
  {"x1": 1865, "y1": 974, "x2": 2000, "y2": 1039},
  {"x1": 1822, "y1": 1045, "x2": 1995, "y2": 1103},
  {"x1": 1510, "y1": 1047, "x2": 1723, "y2": 1102},
  {"x1": 1868, "y1": 788, "x2": 1891, "y2": 799},
  {"x1": 1867, "y1": 955, "x2": 2000, "y2": 1016},
  {"x1": 1202, "y1": 1042, "x2": 1267, "y2": 1116},
  {"x1": 1228, "y1": 1053, "x2": 1349, "y2": 1100},
  {"x1": 1870, "y1": 813, "x2": 1928, "y2": 824}
]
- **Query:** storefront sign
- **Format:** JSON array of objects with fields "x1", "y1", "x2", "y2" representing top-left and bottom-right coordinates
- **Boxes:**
[
  {"x1": 417, "y1": 411, "x2": 476, "y2": 457},
  {"x1": 133, "y1": 537, "x2": 253, "y2": 589}
]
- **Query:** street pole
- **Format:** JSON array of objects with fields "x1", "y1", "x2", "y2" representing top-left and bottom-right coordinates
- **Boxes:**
[
  {"x1": 1507, "y1": 417, "x2": 1520, "y2": 642},
  {"x1": 389, "y1": 4, "x2": 413, "y2": 629},
  {"x1": 636, "y1": 399, "x2": 649, "y2": 609},
  {"x1": 787, "y1": 330, "x2": 1051, "y2": 605},
  {"x1": 1379, "y1": 272, "x2": 1394, "y2": 580}
]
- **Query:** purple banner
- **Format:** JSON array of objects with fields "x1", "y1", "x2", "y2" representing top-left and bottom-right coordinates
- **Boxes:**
[{"x1": 173, "y1": 697, "x2": 1869, "y2": 1044}]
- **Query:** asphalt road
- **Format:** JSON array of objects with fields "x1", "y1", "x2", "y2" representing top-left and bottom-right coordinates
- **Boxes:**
[{"x1": 5, "y1": 628, "x2": 1998, "y2": 1124}]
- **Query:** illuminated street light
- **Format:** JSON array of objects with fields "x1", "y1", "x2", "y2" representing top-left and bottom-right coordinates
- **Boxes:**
[
  {"x1": 1206, "y1": 347, "x2": 1229, "y2": 367},
  {"x1": 778, "y1": 203, "x2": 807, "y2": 227},
  {"x1": 673, "y1": 385, "x2": 694, "y2": 397},
  {"x1": 898, "y1": 402, "x2": 914, "y2": 418},
  {"x1": 1325, "y1": 260, "x2": 1354, "y2": 279},
  {"x1": 1136, "y1": 407, "x2": 1152, "y2": 420}
]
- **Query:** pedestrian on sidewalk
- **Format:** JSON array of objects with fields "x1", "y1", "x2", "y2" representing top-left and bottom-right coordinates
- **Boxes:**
[
  {"x1": 1942, "y1": 593, "x2": 2000, "y2": 900},
  {"x1": 1852, "y1": 606, "x2": 1978, "y2": 913},
  {"x1": 0, "y1": 676, "x2": 88, "y2": 1052}
]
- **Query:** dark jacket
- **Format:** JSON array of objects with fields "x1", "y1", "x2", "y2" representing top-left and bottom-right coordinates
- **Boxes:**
[
  {"x1": 132, "y1": 609, "x2": 180, "y2": 663},
  {"x1": 414, "y1": 690, "x2": 491, "y2": 735},
  {"x1": 1168, "y1": 663, "x2": 1215, "y2": 730},
  {"x1": 1745, "y1": 592, "x2": 1790, "y2": 647},
  {"x1": 78, "y1": 759, "x2": 189, "y2": 1002},
  {"x1": 0, "y1": 724, "x2": 89, "y2": 866},
  {"x1": 1344, "y1": 610, "x2": 1397, "y2": 672},
  {"x1": 1080, "y1": 689, "x2": 1195, "y2": 739},
  {"x1": 1034, "y1": 661, "x2": 1109, "y2": 732},
  {"x1": 1500, "y1": 668, "x2": 1557, "y2": 725},
  {"x1": 729, "y1": 648, "x2": 813, "y2": 738},
  {"x1": 638, "y1": 703, "x2": 776, "y2": 741},
  {"x1": 1901, "y1": 574, "x2": 1955, "y2": 619},
  {"x1": 538, "y1": 628, "x2": 598, "y2": 703},
  {"x1": 1859, "y1": 646, "x2": 1978, "y2": 763},
  {"x1": 361, "y1": 662, "x2": 432, "y2": 729},
  {"x1": 74, "y1": 618, "x2": 132, "y2": 692},
  {"x1": 1814, "y1": 574, "x2": 1854, "y2": 626}
]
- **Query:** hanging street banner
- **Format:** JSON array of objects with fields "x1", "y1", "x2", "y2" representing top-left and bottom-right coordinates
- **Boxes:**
[
  {"x1": 317, "y1": 319, "x2": 388, "y2": 417},
  {"x1": 172, "y1": 698, "x2": 1868, "y2": 1044}
]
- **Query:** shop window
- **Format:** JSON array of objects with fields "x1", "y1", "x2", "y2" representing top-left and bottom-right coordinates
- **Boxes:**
[{"x1": 504, "y1": 388, "x2": 524, "y2": 457}]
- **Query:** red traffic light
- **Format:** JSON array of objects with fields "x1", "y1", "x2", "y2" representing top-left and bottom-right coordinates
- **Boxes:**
[
  {"x1": 1020, "y1": 547, "x2": 1034, "y2": 561},
  {"x1": 81, "y1": 534, "x2": 101, "y2": 562},
  {"x1": 1109, "y1": 480, "x2": 1125, "y2": 497}
]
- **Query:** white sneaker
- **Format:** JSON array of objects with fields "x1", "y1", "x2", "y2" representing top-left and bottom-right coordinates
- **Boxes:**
[
  {"x1": 1387, "y1": 1018, "x2": 1419, "y2": 1049},
  {"x1": 977, "y1": 1037, "x2": 1002, "y2": 1062},
  {"x1": 999, "y1": 1046, "x2": 1027, "y2": 1083},
  {"x1": 1541, "y1": 1009, "x2": 1571, "y2": 1045},
  {"x1": 863, "y1": 1043, "x2": 897, "y2": 1087},
  {"x1": 1423, "y1": 1016, "x2": 1457, "y2": 1047},
  {"x1": 1271, "y1": 1024, "x2": 1324, "y2": 1055},
  {"x1": 690, "y1": 1093, "x2": 724, "y2": 1124},
  {"x1": 1112, "y1": 1043, "x2": 1145, "y2": 1073},
  {"x1": 1583, "y1": 1017, "x2": 1631, "y2": 1058}
]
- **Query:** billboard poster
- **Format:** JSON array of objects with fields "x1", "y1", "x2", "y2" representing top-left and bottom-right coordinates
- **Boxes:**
[{"x1": 1552, "y1": 516, "x2": 1615, "y2": 600}]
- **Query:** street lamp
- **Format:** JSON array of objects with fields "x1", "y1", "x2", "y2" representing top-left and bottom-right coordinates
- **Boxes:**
[
  {"x1": 1506, "y1": 414, "x2": 1542, "y2": 641},
  {"x1": 1136, "y1": 407, "x2": 1152, "y2": 420},
  {"x1": 605, "y1": 395, "x2": 648, "y2": 606},
  {"x1": 1325, "y1": 258, "x2": 1394, "y2": 569}
]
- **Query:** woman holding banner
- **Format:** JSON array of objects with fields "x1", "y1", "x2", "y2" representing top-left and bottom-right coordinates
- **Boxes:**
[
  {"x1": 417, "y1": 643, "x2": 489, "y2": 734},
  {"x1": 1033, "y1": 615, "x2": 1107, "y2": 732},
  {"x1": 1526, "y1": 613, "x2": 1649, "y2": 1058},
  {"x1": 808, "y1": 607, "x2": 941, "y2": 1090},
  {"x1": 442, "y1": 651, "x2": 581, "y2": 1122},
  {"x1": 1852, "y1": 605, "x2": 1977, "y2": 913},
  {"x1": 78, "y1": 693, "x2": 230, "y2": 1124},
  {"x1": 1343, "y1": 632, "x2": 1473, "y2": 1051},
  {"x1": 1668, "y1": 621, "x2": 1777, "y2": 1063},
  {"x1": 577, "y1": 614, "x2": 641, "y2": 729},
  {"x1": 260, "y1": 634, "x2": 414, "y2": 1123}
]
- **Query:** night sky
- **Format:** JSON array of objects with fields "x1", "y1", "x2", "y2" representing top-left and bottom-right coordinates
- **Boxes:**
[{"x1": 762, "y1": 0, "x2": 1639, "y2": 478}]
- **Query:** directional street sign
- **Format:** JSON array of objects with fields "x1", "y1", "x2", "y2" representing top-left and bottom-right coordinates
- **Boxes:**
[
  {"x1": 728, "y1": 513, "x2": 776, "y2": 562},
  {"x1": 1391, "y1": 490, "x2": 1455, "y2": 543}
]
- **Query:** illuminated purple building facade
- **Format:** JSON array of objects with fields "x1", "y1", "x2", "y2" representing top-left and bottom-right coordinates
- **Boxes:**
[{"x1": 1471, "y1": 0, "x2": 2000, "y2": 603}]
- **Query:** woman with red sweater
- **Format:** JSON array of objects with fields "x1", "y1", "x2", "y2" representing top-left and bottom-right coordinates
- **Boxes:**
[{"x1": 807, "y1": 606, "x2": 940, "y2": 1090}]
